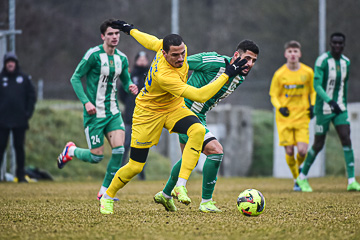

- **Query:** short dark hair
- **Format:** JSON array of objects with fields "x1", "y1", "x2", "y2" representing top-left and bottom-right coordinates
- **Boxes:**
[
  {"x1": 330, "y1": 32, "x2": 346, "y2": 42},
  {"x1": 284, "y1": 40, "x2": 301, "y2": 50},
  {"x1": 163, "y1": 34, "x2": 184, "y2": 53},
  {"x1": 236, "y1": 40, "x2": 259, "y2": 55},
  {"x1": 100, "y1": 18, "x2": 116, "y2": 35}
]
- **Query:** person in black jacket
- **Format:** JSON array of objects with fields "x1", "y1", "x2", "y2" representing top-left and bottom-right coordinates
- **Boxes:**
[
  {"x1": 119, "y1": 51, "x2": 149, "y2": 180},
  {"x1": 0, "y1": 52, "x2": 36, "y2": 182}
]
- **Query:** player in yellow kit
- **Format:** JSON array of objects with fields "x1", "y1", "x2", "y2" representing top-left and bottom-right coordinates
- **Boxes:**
[
  {"x1": 99, "y1": 20, "x2": 248, "y2": 214},
  {"x1": 269, "y1": 40, "x2": 316, "y2": 191}
]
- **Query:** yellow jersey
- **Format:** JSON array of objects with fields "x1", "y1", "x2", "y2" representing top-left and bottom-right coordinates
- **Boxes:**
[
  {"x1": 130, "y1": 29, "x2": 189, "y2": 112},
  {"x1": 269, "y1": 63, "x2": 316, "y2": 124}
]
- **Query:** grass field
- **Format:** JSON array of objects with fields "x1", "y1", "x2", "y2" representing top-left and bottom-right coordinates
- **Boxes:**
[{"x1": 1, "y1": 177, "x2": 360, "y2": 240}]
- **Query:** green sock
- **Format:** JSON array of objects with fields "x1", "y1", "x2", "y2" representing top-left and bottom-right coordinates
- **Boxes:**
[
  {"x1": 301, "y1": 147, "x2": 317, "y2": 176},
  {"x1": 202, "y1": 154, "x2": 223, "y2": 200},
  {"x1": 74, "y1": 148, "x2": 103, "y2": 163},
  {"x1": 102, "y1": 146, "x2": 124, "y2": 188},
  {"x1": 74, "y1": 148, "x2": 92, "y2": 162},
  {"x1": 343, "y1": 146, "x2": 355, "y2": 179},
  {"x1": 163, "y1": 158, "x2": 182, "y2": 196}
]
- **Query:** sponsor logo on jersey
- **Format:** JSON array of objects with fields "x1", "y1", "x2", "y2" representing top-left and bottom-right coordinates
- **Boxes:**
[
  {"x1": 284, "y1": 84, "x2": 304, "y2": 89},
  {"x1": 135, "y1": 140, "x2": 152, "y2": 146},
  {"x1": 285, "y1": 94, "x2": 302, "y2": 98},
  {"x1": 110, "y1": 60, "x2": 114, "y2": 66}
]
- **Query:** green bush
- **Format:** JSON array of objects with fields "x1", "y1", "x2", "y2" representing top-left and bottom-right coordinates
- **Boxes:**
[{"x1": 249, "y1": 110, "x2": 274, "y2": 176}]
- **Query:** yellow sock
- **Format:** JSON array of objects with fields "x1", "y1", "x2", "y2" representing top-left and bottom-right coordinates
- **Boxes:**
[
  {"x1": 285, "y1": 154, "x2": 299, "y2": 179},
  {"x1": 178, "y1": 123, "x2": 205, "y2": 180},
  {"x1": 296, "y1": 152, "x2": 305, "y2": 167},
  {"x1": 106, "y1": 158, "x2": 145, "y2": 198}
]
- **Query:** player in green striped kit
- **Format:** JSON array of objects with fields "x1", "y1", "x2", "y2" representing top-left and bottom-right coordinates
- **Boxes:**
[
  {"x1": 57, "y1": 19, "x2": 138, "y2": 200},
  {"x1": 154, "y1": 40, "x2": 259, "y2": 212},
  {"x1": 297, "y1": 32, "x2": 360, "y2": 192}
]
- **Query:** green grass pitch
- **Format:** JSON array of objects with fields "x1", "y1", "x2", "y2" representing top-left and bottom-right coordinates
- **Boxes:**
[{"x1": 1, "y1": 177, "x2": 360, "y2": 239}]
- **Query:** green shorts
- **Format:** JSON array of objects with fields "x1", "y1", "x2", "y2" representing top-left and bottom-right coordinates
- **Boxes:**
[
  {"x1": 84, "y1": 113, "x2": 125, "y2": 149},
  {"x1": 315, "y1": 111, "x2": 349, "y2": 135}
]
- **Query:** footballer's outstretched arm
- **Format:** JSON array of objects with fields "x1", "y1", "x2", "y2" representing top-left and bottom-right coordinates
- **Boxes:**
[
  {"x1": 181, "y1": 74, "x2": 229, "y2": 103},
  {"x1": 181, "y1": 58, "x2": 248, "y2": 103},
  {"x1": 130, "y1": 29, "x2": 163, "y2": 52},
  {"x1": 111, "y1": 20, "x2": 162, "y2": 52}
]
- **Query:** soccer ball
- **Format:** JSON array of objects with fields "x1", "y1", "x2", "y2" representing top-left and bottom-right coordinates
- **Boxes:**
[{"x1": 237, "y1": 189, "x2": 266, "y2": 216}]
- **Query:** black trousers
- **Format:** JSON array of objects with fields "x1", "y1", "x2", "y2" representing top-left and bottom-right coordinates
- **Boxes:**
[{"x1": 0, "y1": 127, "x2": 27, "y2": 181}]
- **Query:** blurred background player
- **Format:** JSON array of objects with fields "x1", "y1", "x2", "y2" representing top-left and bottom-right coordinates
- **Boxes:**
[
  {"x1": 119, "y1": 51, "x2": 150, "y2": 180},
  {"x1": 0, "y1": 52, "x2": 36, "y2": 183},
  {"x1": 269, "y1": 41, "x2": 315, "y2": 191},
  {"x1": 99, "y1": 20, "x2": 248, "y2": 214},
  {"x1": 155, "y1": 40, "x2": 259, "y2": 213},
  {"x1": 297, "y1": 33, "x2": 360, "y2": 192},
  {"x1": 57, "y1": 19, "x2": 138, "y2": 200}
]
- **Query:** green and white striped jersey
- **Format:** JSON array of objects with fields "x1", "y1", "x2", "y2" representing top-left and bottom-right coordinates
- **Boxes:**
[
  {"x1": 70, "y1": 44, "x2": 132, "y2": 118},
  {"x1": 314, "y1": 51, "x2": 350, "y2": 115},
  {"x1": 185, "y1": 52, "x2": 245, "y2": 117}
]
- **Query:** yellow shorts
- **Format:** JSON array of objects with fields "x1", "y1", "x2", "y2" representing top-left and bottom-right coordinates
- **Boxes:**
[
  {"x1": 277, "y1": 122, "x2": 309, "y2": 146},
  {"x1": 131, "y1": 105, "x2": 197, "y2": 148}
]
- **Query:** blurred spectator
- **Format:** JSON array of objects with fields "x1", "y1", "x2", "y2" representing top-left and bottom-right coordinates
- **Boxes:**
[
  {"x1": 119, "y1": 51, "x2": 149, "y2": 180},
  {"x1": 0, "y1": 52, "x2": 36, "y2": 183}
]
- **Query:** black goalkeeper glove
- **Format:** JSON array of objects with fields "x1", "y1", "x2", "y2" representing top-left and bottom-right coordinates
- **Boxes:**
[
  {"x1": 279, "y1": 107, "x2": 290, "y2": 117},
  {"x1": 308, "y1": 105, "x2": 314, "y2": 119},
  {"x1": 224, "y1": 58, "x2": 248, "y2": 78},
  {"x1": 111, "y1": 20, "x2": 134, "y2": 35},
  {"x1": 328, "y1": 100, "x2": 342, "y2": 114}
]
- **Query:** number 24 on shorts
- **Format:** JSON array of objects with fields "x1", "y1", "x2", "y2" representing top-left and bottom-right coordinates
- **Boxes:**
[{"x1": 91, "y1": 135, "x2": 101, "y2": 145}]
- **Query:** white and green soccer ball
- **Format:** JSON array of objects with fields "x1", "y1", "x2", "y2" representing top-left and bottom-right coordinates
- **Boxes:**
[{"x1": 237, "y1": 189, "x2": 266, "y2": 216}]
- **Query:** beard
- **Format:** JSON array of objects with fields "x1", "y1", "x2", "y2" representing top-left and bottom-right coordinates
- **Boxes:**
[{"x1": 239, "y1": 69, "x2": 250, "y2": 76}]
